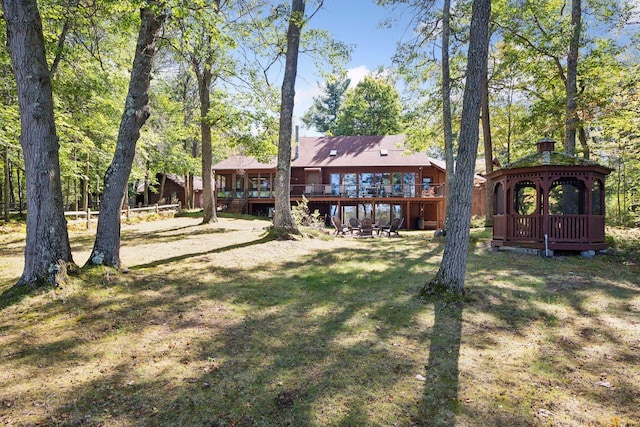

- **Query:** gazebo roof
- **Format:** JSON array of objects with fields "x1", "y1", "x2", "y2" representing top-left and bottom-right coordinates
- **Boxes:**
[
  {"x1": 502, "y1": 151, "x2": 603, "y2": 169},
  {"x1": 490, "y1": 138, "x2": 612, "y2": 177}
]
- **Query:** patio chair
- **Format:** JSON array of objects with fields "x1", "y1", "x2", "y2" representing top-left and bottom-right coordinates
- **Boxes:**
[
  {"x1": 331, "y1": 216, "x2": 349, "y2": 235},
  {"x1": 360, "y1": 218, "x2": 373, "y2": 237},
  {"x1": 348, "y1": 217, "x2": 362, "y2": 235},
  {"x1": 381, "y1": 217, "x2": 404, "y2": 237}
]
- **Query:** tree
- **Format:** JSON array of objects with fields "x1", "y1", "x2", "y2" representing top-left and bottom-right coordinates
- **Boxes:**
[
  {"x1": 333, "y1": 75, "x2": 403, "y2": 136},
  {"x1": 273, "y1": 0, "x2": 306, "y2": 237},
  {"x1": 565, "y1": 0, "x2": 581, "y2": 155},
  {"x1": 421, "y1": 0, "x2": 491, "y2": 296},
  {"x1": 493, "y1": 0, "x2": 633, "y2": 157},
  {"x1": 302, "y1": 74, "x2": 350, "y2": 134},
  {"x1": 87, "y1": 3, "x2": 166, "y2": 268},
  {"x1": 2, "y1": 0, "x2": 75, "y2": 287},
  {"x1": 441, "y1": 0, "x2": 455, "y2": 232}
]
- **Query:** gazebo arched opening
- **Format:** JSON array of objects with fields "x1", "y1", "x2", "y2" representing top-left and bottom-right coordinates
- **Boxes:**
[{"x1": 487, "y1": 138, "x2": 612, "y2": 256}]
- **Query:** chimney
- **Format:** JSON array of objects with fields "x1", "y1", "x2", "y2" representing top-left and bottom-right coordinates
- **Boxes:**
[{"x1": 537, "y1": 137, "x2": 556, "y2": 153}]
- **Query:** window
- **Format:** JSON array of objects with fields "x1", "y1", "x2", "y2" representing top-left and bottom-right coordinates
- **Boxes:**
[
  {"x1": 375, "y1": 204, "x2": 391, "y2": 224},
  {"x1": 359, "y1": 173, "x2": 374, "y2": 196},
  {"x1": 592, "y1": 180, "x2": 603, "y2": 215},
  {"x1": 514, "y1": 181, "x2": 538, "y2": 216},
  {"x1": 358, "y1": 203, "x2": 372, "y2": 218},
  {"x1": 549, "y1": 178, "x2": 585, "y2": 215},
  {"x1": 494, "y1": 182, "x2": 504, "y2": 215},
  {"x1": 329, "y1": 149, "x2": 338, "y2": 156},
  {"x1": 404, "y1": 173, "x2": 416, "y2": 197},
  {"x1": 331, "y1": 173, "x2": 341, "y2": 196},
  {"x1": 343, "y1": 173, "x2": 357, "y2": 197},
  {"x1": 380, "y1": 149, "x2": 388, "y2": 156}
]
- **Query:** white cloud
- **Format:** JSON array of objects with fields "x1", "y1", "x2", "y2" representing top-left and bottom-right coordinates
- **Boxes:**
[{"x1": 346, "y1": 65, "x2": 370, "y2": 88}]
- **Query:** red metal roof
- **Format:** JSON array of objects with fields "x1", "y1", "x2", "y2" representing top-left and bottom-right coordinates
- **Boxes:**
[{"x1": 212, "y1": 135, "x2": 445, "y2": 171}]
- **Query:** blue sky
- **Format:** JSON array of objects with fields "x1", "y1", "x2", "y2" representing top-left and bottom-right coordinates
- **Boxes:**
[{"x1": 293, "y1": 0, "x2": 412, "y2": 136}]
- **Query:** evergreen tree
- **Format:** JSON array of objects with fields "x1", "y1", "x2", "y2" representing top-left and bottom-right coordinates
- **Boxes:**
[{"x1": 302, "y1": 75, "x2": 350, "y2": 134}]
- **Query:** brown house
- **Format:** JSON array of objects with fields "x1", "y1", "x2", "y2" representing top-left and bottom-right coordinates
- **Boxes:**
[
  {"x1": 213, "y1": 135, "x2": 486, "y2": 230},
  {"x1": 137, "y1": 173, "x2": 204, "y2": 208}
]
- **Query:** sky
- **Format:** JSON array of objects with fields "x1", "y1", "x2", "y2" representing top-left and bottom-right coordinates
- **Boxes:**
[{"x1": 292, "y1": 0, "x2": 413, "y2": 136}]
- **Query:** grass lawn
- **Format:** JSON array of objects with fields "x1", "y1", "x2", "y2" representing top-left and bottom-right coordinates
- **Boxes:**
[{"x1": 1, "y1": 216, "x2": 639, "y2": 426}]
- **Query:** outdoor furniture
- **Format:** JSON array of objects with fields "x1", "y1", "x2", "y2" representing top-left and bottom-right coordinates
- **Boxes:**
[
  {"x1": 381, "y1": 217, "x2": 403, "y2": 237},
  {"x1": 331, "y1": 216, "x2": 349, "y2": 235},
  {"x1": 360, "y1": 218, "x2": 373, "y2": 237},
  {"x1": 373, "y1": 220, "x2": 388, "y2": 235},
  {"x1": 348, "y1": 217, "x2": 362, "y2": 234}
]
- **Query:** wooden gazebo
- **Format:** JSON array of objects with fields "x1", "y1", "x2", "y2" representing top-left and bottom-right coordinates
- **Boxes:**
[{"x1": 487, "y1": 138, "x2": 612, "y2": 255}]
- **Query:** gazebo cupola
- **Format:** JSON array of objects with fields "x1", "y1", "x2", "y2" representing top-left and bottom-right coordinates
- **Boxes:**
[{"x1": 487, "y1": 137, "x2": 612, "y2": 256}]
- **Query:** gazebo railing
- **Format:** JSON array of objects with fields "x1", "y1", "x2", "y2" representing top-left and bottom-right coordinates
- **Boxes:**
[
  {"x1": 549, "y1": 215, "x2": 587, "y2": 242},
  {"x1": 507, "y1": 214, "x2": 605, "y2": 245},
  {"x1": 511, "y1": 214, "x2": 541, "y2": 241}
]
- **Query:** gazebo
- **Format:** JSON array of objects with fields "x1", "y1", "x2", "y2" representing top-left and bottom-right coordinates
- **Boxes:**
[{"x1": 487, "y1": 138, "x2": 612, "y2": 256}]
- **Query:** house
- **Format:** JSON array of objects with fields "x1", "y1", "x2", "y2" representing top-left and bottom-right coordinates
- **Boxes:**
[
  {"x1": 137, "y1": 173, "x2": 204, "y2": 208},
  {"x1": 212, "y1": 135, "x2": 486, "y2": 230}
]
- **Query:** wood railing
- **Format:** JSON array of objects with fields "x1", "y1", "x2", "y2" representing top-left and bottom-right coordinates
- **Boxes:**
[
  {"x1": 511, "y1": 214, "x2": 541, "y2": 241},
  {"x1": 65, "y1": 202, "x2": 181, "y2": 229},
  {"x1": 218, "y1": 183, "x2": 445, "y2": 199}
]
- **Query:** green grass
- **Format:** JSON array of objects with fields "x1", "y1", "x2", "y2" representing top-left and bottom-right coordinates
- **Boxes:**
[{"x1": 1, "y1": 219, "x2": 639, "y2": 426}]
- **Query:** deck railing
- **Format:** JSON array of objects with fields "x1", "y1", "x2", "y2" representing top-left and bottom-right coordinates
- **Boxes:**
[{"x1": 218, "y1": 183, "x2": 444, "y2": 200}]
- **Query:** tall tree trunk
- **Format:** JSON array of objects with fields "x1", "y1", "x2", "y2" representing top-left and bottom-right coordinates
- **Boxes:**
[
  {"x1": 3, "y1": 144, "x2": 10, "y2": 222},
  {"x1": 87, "y1": 5, "x2": 166, "y2": 268},
  {"x1": 273, "y1": 0, "x2": 304, "y2": 237},
  {"x1": 159, "y1": 173, "x2": 166, "y2": 201},
  {"x1": 441, "y1": 0, "x2": 454, "y2": 232},
  {"x1": 83, "y1": 155, "x2": 89, "y2": 211},
  {"x1": 16, "y1": 153, "x2": 23, "y2": 213},
  {"x1": 481, "y1": 70, "x2": 493, "y2": 227},
  {"x1": 421, "y1": 0, "x2": 491, "y2": 296},
  {"x1": 578, "y1": 125, "x2": 590, "y2": 159},
  {"x1": 3, "y1": 0, "x2": 75, "y2": 287},
  {"x1": 143, "y1": 161, "x2": 150, "y2": 206},
  {"x1": 196, "y1": 66, "x2": 217, "y2": 223},
  {"x1": 565, "y1": 0, "x2": 581, "y2": 155}
]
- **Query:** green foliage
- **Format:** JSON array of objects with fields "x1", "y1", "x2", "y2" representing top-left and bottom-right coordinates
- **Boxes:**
[
  {"x1": 302, "y1": 74, "x2": 351, "y2": 135},
  {"x1": 333, "y1": 75, "x2": 404, "y2": 136},
  {"x1": 291, "y1": 195, "x2": 323, "y2": 227}
]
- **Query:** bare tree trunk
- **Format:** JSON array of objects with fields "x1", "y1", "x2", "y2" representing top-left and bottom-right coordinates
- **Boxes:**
[
  {"x1": 83, "y1": 155, "x2": 89, "y2": 211},
  {"x1": 578, "y1": 125, "x2": 590, "y2": 159},
  {"x1": 441, "y1": 0, "x2": 454, "y2": 232},
  {"x1": 3, "y1": 0, "x2": 75, "y2": 287},
  {"x1": 273, "y1": 0, "x2": 304, "y2": 237},
  {"x1": 421, "y1": 0, "x2": 491, "y2": 297},
  {"x1": 87, "y1": 5, "x2": 166, "y2": 268},
  {"x1": 195, "y1": 66, "x2": 217, "y2": 223},
  {"x1": 565, "y1": 0, "x2": 581, "y2": 155},
  {"x1": 481, "y1": 70, "x2": 493, "y2": 227},
  {"x1": 16, "y1": 153, "x2": 23, "y2": 214},
  {"x1": 3, "y1": 144, "x2": 9, "y2": 222},
  {"x1": 143, "y1": 161, "x2": 150, "y2": 206}
]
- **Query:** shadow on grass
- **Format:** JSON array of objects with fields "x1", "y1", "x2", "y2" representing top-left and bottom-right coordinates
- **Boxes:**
[
  {"x1": 129, "y1": 232, "x2": 275, "y2": 270},
  {"x1": 28, "y1": 238, "x2": 437, "y2": 426},
  {"x1": 414, "y1": 299, "x2": 463, "y2": 426},
  {"x1": 3, "y1": 225, "x2": 639, "y2": 426}
]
